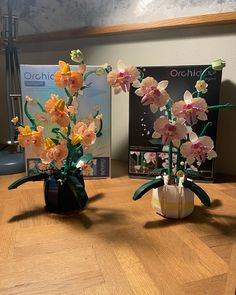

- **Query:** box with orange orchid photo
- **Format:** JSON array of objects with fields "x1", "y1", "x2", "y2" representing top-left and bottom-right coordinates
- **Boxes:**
[
  {"x1": 19, "y1": 54, "x2": 111, "y2": 178},
  {"x1": 9, "y1": 50, "x2": 111, "y2": 212},
  {"x1": 107, "y1": 59, "x2": 234, "y2": 218}
]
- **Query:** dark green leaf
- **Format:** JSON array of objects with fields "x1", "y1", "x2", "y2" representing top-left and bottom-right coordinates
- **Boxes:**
[
  {"x1": 133, "y1": 178, "x2": 164, "y2": 201},
  {"x1": 183, "y1": 179, "x2": 211, "y2": 207},
  {"x1": 148, "y1": 138, "x2": 162, "y2": 145},
  {"x1": 67, "y1": 175, "x2": 88, "y2": 209},
  {"x1": 8, "y1": 174, "x2": 47, "y2": 190}
]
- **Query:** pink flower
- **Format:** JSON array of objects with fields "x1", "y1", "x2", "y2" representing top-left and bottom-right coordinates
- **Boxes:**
[
  {"x1": 144, "y1": 152, "x2": 156, "y2": 164},
  {"x1": 172, "y1": 90, "x2": 208, "y2": 125},
  {"x1": 41, "y1": 138, "x2": 68, "y2": 168},
  {"x1": 180, "y1": 132, "x2": 217, "y2": 165},
  {"x1": 152, "y1": 116, "x2": 187, "y2": 147},
  {"x1": 107, "y1": 60, "x2": 139, "y2": 94},
  {"x1": 135, "y1": 77, "x2": 169, "y2": 113}
]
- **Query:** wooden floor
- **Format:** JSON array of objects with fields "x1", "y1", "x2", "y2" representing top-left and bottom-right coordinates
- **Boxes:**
[{"x1": 0, "y1": 161, "x2": 236, "y2": 295}]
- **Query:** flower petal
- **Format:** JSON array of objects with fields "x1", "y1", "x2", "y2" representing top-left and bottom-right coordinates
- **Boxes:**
[{"x1": 184, "y1": 90, "x2": 192, "y2": 103}]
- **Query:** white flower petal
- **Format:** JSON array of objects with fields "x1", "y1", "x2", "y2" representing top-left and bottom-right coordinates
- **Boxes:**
[
  {"x1": 197, "y1": 112, "x2": 208, "y2": 121},
  {"x1": 117, "y1": 60, "x2": 125, "y2": 71},
  {"x1": 132, "y1": 80, "x2": 141, "y2": 88},
  {"x1": 184, "y1": 90, "x2": 192, "y2": 103},
  {"x1": 189, "y1": 132, "x2": 198, "y2": 143},
  {"x1": 150, "y1": 104, "x2": 158, "y2": 113},
  {"x1": 172, "y1": 139, "x2": 180, "y2": 147},
  {"x1": 207, "y1": 150, "x2": 217, "y2": 160},
  {"x1": 158, "y1": 80, "x2": 168, "y2": 90}
]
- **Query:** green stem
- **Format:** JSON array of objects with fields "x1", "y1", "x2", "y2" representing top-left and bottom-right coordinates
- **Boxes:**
[
  {"x1": 176, "y1": 148, "x2": 181, "y2": 185},
  {"x1": 200, "y1": 122, "x2": 213, "y2": 136},
  {"x1": 64, "y1": 88, "x2": 73, "y2": 106},
  {"x1": 83, "y1": 70, "x2": 97, "y2": 81},
  {"x1": 208, "y1": 103, "x2": 234, "y2": 110},
  {"x1": 197, "y1": 65, "x2": 212, "y2": 97},
  {"x1": 15, "y1": 122, "x2": 25, "y2": 128},
  {"x1": 96, "y1": 118, "x2": 103, "y2": 137},
  {"x1": 24, "y1": 101, "x2": 36, "y2": 130},
  {"x1": 36, "y1": 102, "x2": 46, "y2": 112},
  {"x1": 168, "y1": 143, "x2": 173, "y2": 177},
  {"x1": 166, "y1": 104, "x2": 173, "y2": 177}
]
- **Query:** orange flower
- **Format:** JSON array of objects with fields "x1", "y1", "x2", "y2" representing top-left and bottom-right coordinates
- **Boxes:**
[
  {"x1": 17, "y1": 125, "x2": 32, "y2": 147},
  {"x1": 45, "y1": 94, "x2": 69, "y2": 127},
  {"x1": 54, "y1": 60, "x2": 83, "y2": 95},
  {"x1": 18, "y1": 125, "x2": 44, "y2": 156},
  {"x1": 41, "y1": 138, "x2": 68, "y2": 168},
  {"x1": 70, "y1": 121, "x2": 96, "y2": 149}
]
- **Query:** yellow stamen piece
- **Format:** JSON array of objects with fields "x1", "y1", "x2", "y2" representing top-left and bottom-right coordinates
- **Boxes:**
[
  {"x1": 22, "y1": 125, "x2": 32, "y2": 135},
  {"x1": 45, "y1": 138, "x2": 56, "y2": 150},
  {"x1": 71, "y1": 134, "x2": 83, "y2": 145},
  {"x1": 176, "y1": 170, "x2": 184, "y2": 177},
  {"x1": 61, "y1": 63, "x2": 71, "y2": 76},
  {"x1": 55, "y1": 99, "x2": 65, "y2": 111}
]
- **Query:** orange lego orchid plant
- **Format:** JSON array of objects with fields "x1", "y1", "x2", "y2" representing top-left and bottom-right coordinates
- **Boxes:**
[{"x1": 8, "y1": 50, "x2": 111, "y2": 210}]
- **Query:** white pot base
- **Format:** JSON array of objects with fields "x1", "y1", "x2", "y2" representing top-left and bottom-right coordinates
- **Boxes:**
[{"x1": 152, "y1": 185, "x2": 194, "y2": 219}]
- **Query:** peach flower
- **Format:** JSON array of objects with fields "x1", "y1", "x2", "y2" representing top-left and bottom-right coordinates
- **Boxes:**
[
  {"x1": 70, "y1": 121, "x2": 96, "y2": 149},
  {"x1": 107, "y1": 60, "x2": 139, "y2": 94},
  {"x1": 18, "y1": 125, "x2": 44, "y2": 155},
  {"x1": 152, "y1": 116, "x2": 188, "y2": 147},
  {"x1": 45, "y1": 94, "x2": 69, "y2": 127},
  {"x1": 54, "y1": 60, "x2": 83, "y2": 95},
  {"x1": 135, "y1": 77, "x2": 170, "y2": 113},
  {"x1": 180, "y1": 132, "x2": 217, "y2": 165},
  {"x1": 172, "y1": 90, "x2": 208, "y2": 125},
  {"x1": 41, "y1": 138, "x2": 68, "y2": 168},
  {"x1": 17, "y1": 125, "x2": 32, "y2": 147}
]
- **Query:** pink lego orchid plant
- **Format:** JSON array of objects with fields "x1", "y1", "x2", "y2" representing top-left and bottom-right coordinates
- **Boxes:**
[
  {"x1": 8, "y1": 50, "x2": 111, "y2": 205},
  {"x1": 108, "y1": 59, "x2": 233, "y2": 207}
]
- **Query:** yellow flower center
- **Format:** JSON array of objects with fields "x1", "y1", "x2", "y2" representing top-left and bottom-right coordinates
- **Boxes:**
[
  {"x1": 55, "y1": 99, "x2": 65, "y2": 111},
  {"x1": 61, "y1": 64, "x2": 71, "y2": 76},
  {"x1": 22, "y1": 125, "x2": 32, "y2": 136},
  {"x1": 71, "y1": 134, "x2": 83, "y2": 145},
  {"x1": 45, "y1": 138, "x2": 56, "y2": 150}
]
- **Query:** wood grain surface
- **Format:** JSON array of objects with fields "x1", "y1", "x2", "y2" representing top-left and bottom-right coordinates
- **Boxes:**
[{"x1": 0, "y1": 160, "x2": 236, "y2": 294}]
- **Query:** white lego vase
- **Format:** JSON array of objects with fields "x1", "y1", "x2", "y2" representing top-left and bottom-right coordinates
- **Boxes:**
[{"x1": 152, "y1": 184, "x2": 194, "y2": 219}]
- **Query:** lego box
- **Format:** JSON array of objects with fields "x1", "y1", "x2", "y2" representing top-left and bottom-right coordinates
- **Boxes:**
[
  {"x1": 20, "y1": 64, "x2": 111, "y2": 178},
  {"x1": 128, "y1": 65, "x2": 222, "y2": 181}
]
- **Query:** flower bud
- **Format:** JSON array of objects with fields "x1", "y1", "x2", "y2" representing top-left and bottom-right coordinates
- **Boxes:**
[
  {"x1": 70, "y1": 49, "x2": 84, "y2": 63},
  {"x1": 211, "y1": 59, "x2": 226, "y2": 71}
]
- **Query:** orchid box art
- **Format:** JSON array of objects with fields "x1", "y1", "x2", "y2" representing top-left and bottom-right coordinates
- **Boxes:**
[
  {"x1": 128, "y1": 65, "x2": 223, "y2": 182},
  {"x1": 20, "y1": 63, "x2": 111, "y2": 178}
]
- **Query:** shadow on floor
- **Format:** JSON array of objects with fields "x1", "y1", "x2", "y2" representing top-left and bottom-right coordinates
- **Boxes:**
[{"x1": 144, "y1": 199, "x2": 236, "y2": 237}]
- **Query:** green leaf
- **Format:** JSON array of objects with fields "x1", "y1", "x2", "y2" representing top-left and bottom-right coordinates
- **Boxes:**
[
  {"x1": 78, "y1": 153, "x2": 93, "y2": 164},
  {"x1": 67, "y1": 175, "x2": 88, "y2": 209},
  {"x1": 50, "y1": 138, "x2": 60, "y2": 145},
  {"x1": 133, "y1": 178, "x2": 164, "y2": 201},
  {"x1": 8, "y1": 174, "x2": 47, "y2": 190},
  {"x1": 183, "y1": 179, "x2": 211, "y2": 207},
  {"x1": 148, "y1": 138, "x2": 162, "y2": 145}
]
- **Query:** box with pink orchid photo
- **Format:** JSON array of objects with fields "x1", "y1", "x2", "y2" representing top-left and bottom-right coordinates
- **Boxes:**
[
  {"x1": 128, "y1": 64, "x2": 224, "y2": 182},
  {"x1": 20, "y1": 63, "x2": 111, "y2": 178}
]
